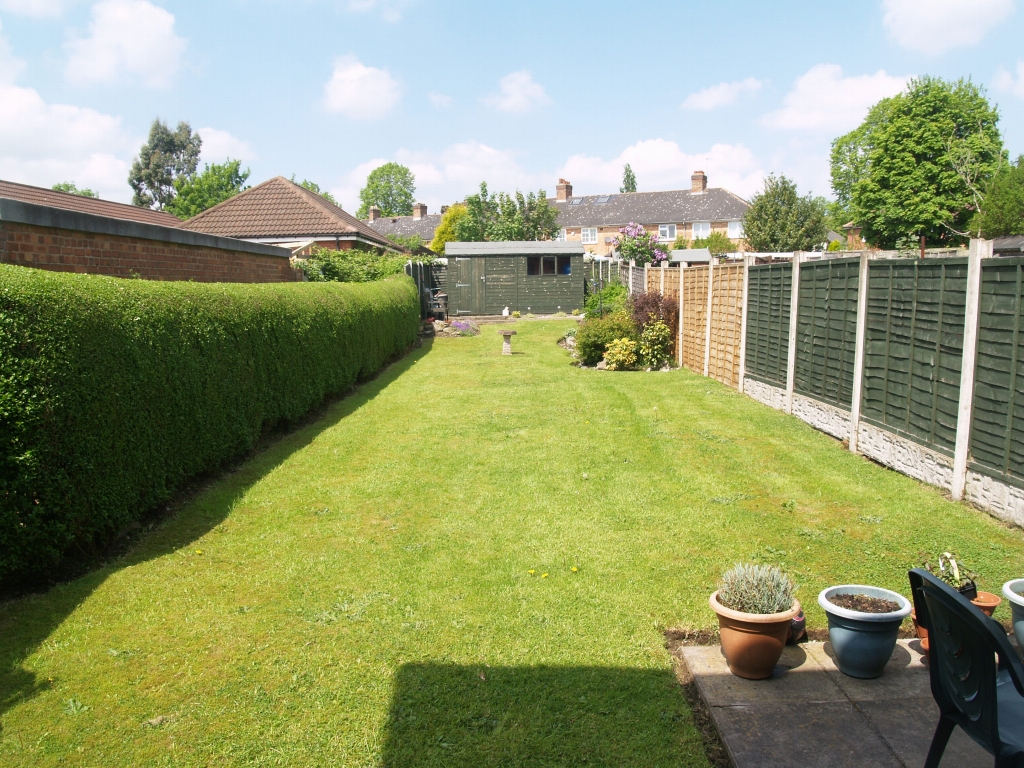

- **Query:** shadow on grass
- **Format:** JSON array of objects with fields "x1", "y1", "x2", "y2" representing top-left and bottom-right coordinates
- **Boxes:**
[
  {"x1": 381, "y1": 663, "x2": 693, "y2": 768},
  {"x1": 0, "y1": 341, "x2": 433, "y2": 726}
]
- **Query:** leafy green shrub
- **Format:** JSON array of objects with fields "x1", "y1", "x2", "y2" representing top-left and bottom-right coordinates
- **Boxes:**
[
  {"x1": 718, "y1": 563, "x2": 796, "y2": 615},
  {"x1": 639, "y1": 319, "x2": 672, "y2": 368},
  {"x1": 512, "y1": 310, "x2": 521, "y2": 318},
  {"x1": 583, "y1": 281, "x2": 627, "y2": 318},
  {"x1": 295, "y1": 246, "x2": 408, "y2": 283},
  {"x1": 603, "y1": 338, "x2": 638, "y2": 370},
  {"x1": 691, "y1": 231, "x2": 734, "y2": 256},
  {"x1": 575, "y1": 312, "x2": 637, "y2": 366},
  {"x1": 0, "y1": 267, "x2": 419, "y2": 588}
]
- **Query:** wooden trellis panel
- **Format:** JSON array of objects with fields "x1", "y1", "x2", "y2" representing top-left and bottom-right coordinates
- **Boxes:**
[
  {"x1": 681, "y1": 266, "x2": 708, "y2": 372},
  {"x1": 708, "y1": 264, "x2": 745, "y2": 387}
]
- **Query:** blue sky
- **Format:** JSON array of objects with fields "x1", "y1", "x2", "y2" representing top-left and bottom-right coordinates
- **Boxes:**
[{"x1": 1, "y1": 0, "x2": 1023, "y2": 211}]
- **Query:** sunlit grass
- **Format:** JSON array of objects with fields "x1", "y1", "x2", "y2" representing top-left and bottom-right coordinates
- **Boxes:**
[{"x1": 1, "y1": 320, "x2": 1021, "y2": 766}]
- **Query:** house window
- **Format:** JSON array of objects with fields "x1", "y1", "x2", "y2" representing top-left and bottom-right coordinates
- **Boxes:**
[
  {"x1": 555, "y1": 229, "x2": 567, "y2": 241},
  {"x1": 543, "y1": 256, "x2": 556, "y2": 275},
  {"x1": 581, "y1": 227, "x2": 598, "y2": 245},
  {"x1": 557, "y1": 256, "x2": 572, "y2": 275},
  {"x1": 728, "y1": 221, "x2": 745, "y2": 239},
  {"x1": 693, "y1": 221, "x2": 711, "y2": 239},
  {"x1": 658, "y1": 224, "x2": 677, "y2": 242},
  {"x1": 527, "y1": 256, "x2": 541, "y2": 275}
]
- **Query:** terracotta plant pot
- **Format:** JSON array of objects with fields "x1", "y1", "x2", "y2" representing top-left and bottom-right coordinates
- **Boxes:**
[
  {"x1": 910, "y1": 609, "x2": 929, "y2": 643},
  {"x1": 709, "y1": 591, "x2": 801, "y2": 680},
  {"x1": 971, "y1": 590, "x2": 1002, "y2": 617}
]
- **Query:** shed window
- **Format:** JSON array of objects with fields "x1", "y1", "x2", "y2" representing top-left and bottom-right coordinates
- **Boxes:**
[
  {"x1": 527, "y1": 256, "x2": 541, "y2": 275},
  {"x1": 658, "y1": 224, "x2": 676, "y2": 241},
  {"x1": 543, "y1": 256, "x2": 556, "y2": 275},
  {"x1": 581, "y1": 227, "x2": 598, "y2": 245},
  {"x1": 557, "y1": 256, "x2": 571, "y2": 275}
]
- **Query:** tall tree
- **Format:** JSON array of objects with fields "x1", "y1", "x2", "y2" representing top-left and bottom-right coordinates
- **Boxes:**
[
  {"x1": 51, "y1": 182, "x2": 98, "y2": 198},
  {"x1": 166, "y1": 160, "x2": 250, "y2": 220},
  {"x1": 128, "y1": 119, "x2": 201, "y2": 210},
  {"x1": 620, "y1": 163, "x2": 637, "y2": 193},
  {"x1": 830, "y1": 76, "x2": 1004, "y2": 248},
  {"x1": 293, "y1": 177, "x2": 339, "y2": 207},
  {"x1": 973, "y1": 156, "x2": 1024, "y2": 238},
  {"x1": 453, "y1": 182, "x2": 560, "y2": 242},
  {"x1": 742, "y1": 174, "x2": 828, "y2": 252},
  {"x1": 430, "y1": 204, "x2": 468, "y2": 254},
  {"x1": 356, "y1": 162, "x2": 415, "y2": 218}
]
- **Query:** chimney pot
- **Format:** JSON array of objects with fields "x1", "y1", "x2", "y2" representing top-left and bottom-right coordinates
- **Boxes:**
[
  {"x1": 556, "y1": 179, "x2": 573, "y2": 202},
  {"x1": 691, "y1": 171, "x2": 707, "y2": 193},
  {"x1": 368, "y1": 205, "x2": 381, "y2": 222}
]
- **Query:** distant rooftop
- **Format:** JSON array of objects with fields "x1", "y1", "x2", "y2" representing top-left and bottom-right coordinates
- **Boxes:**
[
  {"x1": 446, "y1": 241, "x2": 585, "y2": 256},
  {"x1": 0, "y1": 179, "x2": 182, "y2": 228}
]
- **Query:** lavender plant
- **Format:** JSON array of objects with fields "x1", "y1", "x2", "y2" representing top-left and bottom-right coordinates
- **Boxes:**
[
  {"x1": 612, "y1": 222, "x2": 668, "y2": 265},
  {"x1": 718, "y1": 563, "x2": 796, "y2": 615}
]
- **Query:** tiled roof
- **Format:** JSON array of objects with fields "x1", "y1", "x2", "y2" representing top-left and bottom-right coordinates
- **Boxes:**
[
  {"x1": 552, "y1": 187, "x2": 750, "y2": 228},
  {"x1": 0, "y1": 179, "x2": 182, "y2": 227},
  {"x1": 180, "y1": 176, "x2": 399, "y2": 249},
  {"x1": 367, "y1": 213, "x2": 443, "y2": 241}
]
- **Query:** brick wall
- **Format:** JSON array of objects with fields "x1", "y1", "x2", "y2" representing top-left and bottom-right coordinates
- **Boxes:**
[
  {"x1": 0, "y1": 199, "x2": 301, "y2": 283},
  {"x1": 0, "y1": 220, "x2": 300, "y2": 283}
]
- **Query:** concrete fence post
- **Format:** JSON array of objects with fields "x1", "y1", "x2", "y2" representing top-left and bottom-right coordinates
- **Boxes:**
[
  {"x1": 785, "y1": 252, "x2": 804, "y2": 414},
  {"x1": 629, "y1": 260, "x2": 635, "y2": 294},
  {"x1": 678, "y1": 267, "x2": 685, "y2": 367},
  {"x1": 660, "y1": 263, "x2": 665, "y2": 294},
  {"x1": 703, "y1": 257, "x2": 715, "y2": 377},
  {"x1": 737, "y1": 254, "x2": 753, "y2": 394},
  {"x1": 644, "y1": 262, "x2": 650, "y2": 294},
  {"x1": 951, "y1": 238, "x2": 989, "y2": 500},
  {"x1": 848, "y1": 252, "x2": 871, "y2": 453}
]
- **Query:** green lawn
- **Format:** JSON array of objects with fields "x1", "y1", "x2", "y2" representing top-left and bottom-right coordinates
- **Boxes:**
[{"x1": 1, "y1": 320, "x2": 1021, "y2": 767}]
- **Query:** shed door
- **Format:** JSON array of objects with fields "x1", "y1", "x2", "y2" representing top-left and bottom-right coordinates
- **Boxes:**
[
  {"x1": 471, "y1": 259, "x2": 486, "y2": 315},
  {"x1": 453, "y1": 258, "x2": 474, "y2": 315}
]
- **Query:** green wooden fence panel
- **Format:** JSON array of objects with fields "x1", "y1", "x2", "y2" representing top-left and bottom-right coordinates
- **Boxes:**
[
  {"x1": 794, "y1": 258, "x2": 860, "y2": 409},
  {"x1": 861, "y1": 258, "x2": 967, "y2": 455},
  {"x1": 744, "y1": 263, "x2": 792, "y2": 388},
  {"x1": 969, "y1": 257, "x2": 1024, "y2": 486}
]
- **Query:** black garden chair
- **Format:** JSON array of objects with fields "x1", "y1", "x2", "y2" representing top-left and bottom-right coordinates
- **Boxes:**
[{"x1": 908, "y1": 568, "x2": 1024, "y2": 768}]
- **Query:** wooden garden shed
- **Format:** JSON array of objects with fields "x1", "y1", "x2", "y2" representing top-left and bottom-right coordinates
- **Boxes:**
[{"x1": 444, "y1": 241, "x2": 585, "y2": 315}]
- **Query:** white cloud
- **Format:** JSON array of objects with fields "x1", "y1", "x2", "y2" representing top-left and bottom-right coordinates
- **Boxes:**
[
  {"x1": 682, "y1": 78, "x2": 763, "y2": 111},
  {"x1": 322, "y1": 55, "x2": 401, "y2": 119},
  {"x1": 882, "y1": 0, "x2": 1013, "y2": 54},
  {"x1": 559, "y1": 139, "x2": 766, "y2": 201},
  {"x1": 995, "y1": 61, "x2": 1024, "y2": 98},
  {"x1": 484, "y1": 70, "x2": 551, "y2": 113},
  {"x1": 0, "y1": 82, "x2": 136, "y2": 199},
  {"x1": 428, "y1": 90, "x2": 452, "y2": 108},
  {"x1": 331, "y1": 141, "x2": 547, "y2": 213},
  {"x1": 0, "y1": 0, "x2": 75, "y2": 16},
  {"x1": 0, "y1": 19, "x2": 26, "y2": 83},
  {"x1": 346, "y1": 0, "x2": 411, "y2": 22},
  {"x1": 64, "y1": 0, "x2": 186, "y2": 88},
  {"x1": 760, "y1": 64, "x2": 908, "y2": 133},
  {"x1": 196, "y1": 127, "x2": 256, "y2": 165}
]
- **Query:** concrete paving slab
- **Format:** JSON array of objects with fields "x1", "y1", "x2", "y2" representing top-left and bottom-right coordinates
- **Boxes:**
[
  {"x1": 711, "y1": 701, "x2": 903, "y2": 768},
  {"x1": 681, "y1": 644, "x2": 846, "y2": 706},
  {"x1": 678, "y1": 639, "x2": 998, "y2": 768},
  {"x1": 805, "y1": 640, "x2": 932, "y2": 701},
  {"x1": 858, "y1": 698, "x2": 991, "y2": 767}
]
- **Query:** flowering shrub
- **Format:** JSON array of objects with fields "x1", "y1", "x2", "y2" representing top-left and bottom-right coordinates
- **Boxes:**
[
  {"x1": 639, "y1": 318, "x2": 672, "y2": 368},
  {"x1": 604, "y1": 337, "x2": 638, "y2": 370},
  {"x1": 612, "y1": 222, "x2": 668, "y2": 265}
]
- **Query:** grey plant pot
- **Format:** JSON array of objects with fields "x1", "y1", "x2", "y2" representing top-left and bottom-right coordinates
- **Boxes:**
[
  {"x1": 1003, "y1": 579, "x2": 1024, "y2": 643},
  {"x1": 818, "y1": 585, "x2": 912, "y2": 679}
]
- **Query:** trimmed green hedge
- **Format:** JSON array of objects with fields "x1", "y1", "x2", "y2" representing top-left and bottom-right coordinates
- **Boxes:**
[{"x1": 0, "y1": 267, "x2": 419, "y2": 588}]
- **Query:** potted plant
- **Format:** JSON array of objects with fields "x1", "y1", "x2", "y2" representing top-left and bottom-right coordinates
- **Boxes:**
[
  {"x1": 1003, "y1": 578, "x2": 1024, "y2": 642},
  {"x1": 818, "y1": 585, "x2": 911, "y2": 679},
  {"x1": 922, "y1": 552, "x2": 1002, "y2": 616},
  {"x1": 709, "y1": 563, "x2": 800, "y2": 680}
]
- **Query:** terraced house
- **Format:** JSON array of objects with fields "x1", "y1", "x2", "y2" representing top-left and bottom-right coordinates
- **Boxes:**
[
  {"x1": 551, "y1": 171, "x2": 749, "y2": 256},
  {"x1": 365, "y1": 171, "x2": 750, "y2": 256}
]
